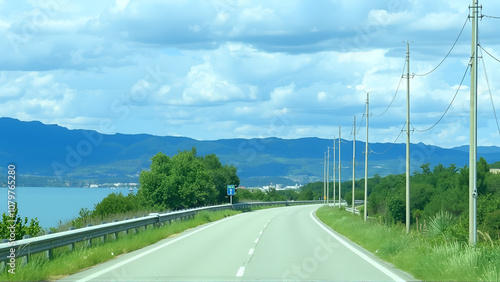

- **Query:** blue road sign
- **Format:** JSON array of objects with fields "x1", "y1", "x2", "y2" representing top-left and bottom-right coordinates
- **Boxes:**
[{"x1": 227, "y1": 185, "x2": 235, "y2": 195}]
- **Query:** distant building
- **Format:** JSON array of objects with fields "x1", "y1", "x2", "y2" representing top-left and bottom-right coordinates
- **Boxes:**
[
  {"x1": 490, "y1": 168, "x2": 500, "y2": 174},
  {"x1": 285, "y1": 184, "x2": 302, "y2": 190}
]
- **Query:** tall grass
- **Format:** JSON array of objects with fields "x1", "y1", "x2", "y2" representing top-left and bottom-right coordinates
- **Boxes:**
[
  {"x1": 316, "y1": 206, "x2": 500, "y2": 281},
  {"x1": 0, "y1": 209, "x2": 240, "y2": 282}
]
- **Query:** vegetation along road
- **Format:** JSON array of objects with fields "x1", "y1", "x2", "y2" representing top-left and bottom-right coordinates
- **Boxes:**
[{"x1": 62, "y1": 205, "x2": 414, "y2": 281}]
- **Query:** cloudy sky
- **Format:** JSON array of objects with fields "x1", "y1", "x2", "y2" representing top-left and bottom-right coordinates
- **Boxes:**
[{"x1": 1, "y1": 0, "x2": 499, "y2": 148}]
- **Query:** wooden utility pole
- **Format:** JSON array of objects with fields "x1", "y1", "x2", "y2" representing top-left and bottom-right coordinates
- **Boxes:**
[
  {"x1": 327, "y1": 147, "x2": 330, "y2": 205},
  {"x1": 365, "y1": 93, "x2": 369, "y2": 221},
  {"x1": 352, "y1": 116, "x2": 356, "y2": 214},
  {"x1": 469, "y1": 0, "x2": 480, "y2": 244},
  {"x1": 333, "y1": 137, "x2": 336, "y2": 207},
  {"x1": 339, "y1": 127, "x2": 342, "y2": 208},
  {"x1": 405, "y1": 42, "x2": 411, "y2": 234}
]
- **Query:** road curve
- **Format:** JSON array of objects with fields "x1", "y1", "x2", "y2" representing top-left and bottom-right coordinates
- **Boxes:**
[{"x1": 61, "y1": 205, "x2": 415, "y2": 281}]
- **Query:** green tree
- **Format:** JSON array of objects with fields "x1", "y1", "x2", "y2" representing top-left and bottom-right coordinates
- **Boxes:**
[
  {"x1": 139, "y1": 148, "x2": 238, "y2": 210},
  {"x1": 0, "y1": 203, "x2": 42, "y2": 240},
  {"x1": 92, "y1": 192, "x2": 140, "y2": 218}
]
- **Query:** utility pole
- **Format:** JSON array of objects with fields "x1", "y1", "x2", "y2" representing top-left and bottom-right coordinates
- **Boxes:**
[
  {"x1": 405, "y1": 42, "x2": 411, "y2": 234},
  {"x1": 327, "y1": 147, "x2": 330, "y2": 205},
  {"x1": 324, "y1": 152, "x2": 326, "y2": 204},
  {"x1": 333, "y1": 137, "x2": 336, "y2": 207},
  {"x1": 469, "y1": 0, "x2": 480, "y2": 245},
  {"x1": 339, "y1": 126, "x2": 342, "y2": 208},
  {"x1": 365, "y1": 93, "x2": 369, "y2": 221},
  {"x1": 352, "y1": 116, "x2": 356, "y2": 214}
]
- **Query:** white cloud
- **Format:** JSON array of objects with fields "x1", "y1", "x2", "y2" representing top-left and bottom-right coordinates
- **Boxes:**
[
  {"x1": 111, "y1": 0, "x2": 129, "y2": 14},
  {"x1": 0, "y1": 0, "x2": 498, "y2": 148},
  {"x1": 182, "y1": 60, "x2": 245, "y2": 104}
]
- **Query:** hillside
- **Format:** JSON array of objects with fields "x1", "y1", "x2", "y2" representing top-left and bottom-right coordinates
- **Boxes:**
[{"x1": 1, "y1": 117, "x2": 499, "y2": 187}]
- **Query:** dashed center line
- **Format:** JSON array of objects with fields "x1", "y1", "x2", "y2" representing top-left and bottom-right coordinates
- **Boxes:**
[
  {"x1": 236, "y1": 266, "x2": 245, "y2": 277},
  {"x1": 236, "y1": 216, "x2": 276, "y2": 278}
]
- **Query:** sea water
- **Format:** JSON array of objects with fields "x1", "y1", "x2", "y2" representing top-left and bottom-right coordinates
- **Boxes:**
[{"x1": 0, "y1": 187, "x2": 136, "y2": 229}]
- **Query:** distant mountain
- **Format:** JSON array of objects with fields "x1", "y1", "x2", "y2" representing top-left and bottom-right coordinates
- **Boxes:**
[{"x1": 1, "y1": 117, "x2": 499, "y2": 187}]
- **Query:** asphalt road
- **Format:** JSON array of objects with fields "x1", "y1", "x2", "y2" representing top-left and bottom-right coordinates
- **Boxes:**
[{"x1": 62, "y1": 205, "x2": 415, "y2": 281}]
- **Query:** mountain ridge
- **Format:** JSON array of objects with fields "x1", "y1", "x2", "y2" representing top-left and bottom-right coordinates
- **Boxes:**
[{"x1": 1, "y1": 117, "x2": 499, "y2": 187}]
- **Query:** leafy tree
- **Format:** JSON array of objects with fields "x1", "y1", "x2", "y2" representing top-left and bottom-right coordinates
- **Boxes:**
[
  {"x1": 477, "y1": 157, "x2": 490, "y2": 195},
  {"x1": 387, "y1": 196, "x2": 405, "y2": 223},
  {"x1": 139, "y1": 148, "x2": 239, "y2": 210},
  {"x1": 92, "y1": 192, "x2": 140, "y2": 218},
  {"x1": 486, "y1": 173, "x2": 500, "y2": 195},
  {"x1": 0, "y1": 203, "x2": 42, "y2": 240},
  {"x1": 298, "y1": 187, "x2": 315, "y2": 200},
  {"x1": 202, "y1": 154, "x2": 240, "y2": 204}
]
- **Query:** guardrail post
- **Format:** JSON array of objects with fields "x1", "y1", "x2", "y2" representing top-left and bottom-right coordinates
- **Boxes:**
[
  {"x1": 45, "y1": 231, "x2": 54, "y2": 260},
  {"x1": 68, "y1": 227, "x2": 76, "y2": 251},
  {"x1": 101, "y1": 222, "x2": 107, "y2": 243},
  {"x1": 86, "y1": 225, "x2": 93, "y2": 247},
  {"x1": 124, "y1": 218, "x2": 130, "y2": 234},
  {"x1": 133, "y1": 217, "x2": 139, "y2": 233},
  {"x1": 0, "y1": 239, "x2": 7, "y2": 271},
  {"x1": 22, "y1": 235, "x2": 31, "y2": 266},
  {"x1": 113, "y1": 220, "x2": 119, "y2": 240}
]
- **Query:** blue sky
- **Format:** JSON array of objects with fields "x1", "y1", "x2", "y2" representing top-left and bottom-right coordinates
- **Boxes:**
[{"x1": 1, "y1": 0, "x2": 499, "y2": 148}]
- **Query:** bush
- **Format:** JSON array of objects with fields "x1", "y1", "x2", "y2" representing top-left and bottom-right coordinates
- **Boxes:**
[
  {"x1": 92, "y1": 192, "x2": 140, "y2": 218},
  {"x1": 0, "y1": 203, "x2": 42, "y2": 239}
]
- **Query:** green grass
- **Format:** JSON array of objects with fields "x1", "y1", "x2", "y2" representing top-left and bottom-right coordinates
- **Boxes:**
[
  {"x1": 0, "y1": 209, "x2": 240, "y2": 281},
  {"x1": 316, "y1": 206, "x2": 500, "y2": 281}
]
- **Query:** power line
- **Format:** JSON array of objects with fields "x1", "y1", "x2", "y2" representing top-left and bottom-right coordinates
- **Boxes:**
[
  {"x1": 372, "y1": 60, "x2": 406, "y2": 117},
  {"x1": 412, "y1": 63, "x2": 470, "y2": 132},
  {"x1": 480, "y1": 48, "x2": 500, "y2": 136},
  {"x1": 357, "y1": 103, "x2": 366, "y2": 134},
  {"x1": 369, "y1": 122, "x2": 406, "y2": 155},
  {"x1": 484, "y1": 14, "x2": 500, "y2": 20},
  {"x1": 414, "y1": 16, "x2": 469, "y2": 77},
  {"x1": 479, "y1": 44, "x2": 500, "y2": 63}
]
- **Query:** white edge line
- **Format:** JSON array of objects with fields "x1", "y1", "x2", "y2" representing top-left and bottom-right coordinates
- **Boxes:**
[
  {"x1": 309, "y1": 210, "x2": 406, "y2": 282},
  {"x1": 248, "y1": 248, "x2": 254, "y2": 255},
  {"x1": 76, "y1": 214, "x2": 242, "y2": 282},
  {"x1": 236, "y1": 266, "x2": 245, "y2": 277}
]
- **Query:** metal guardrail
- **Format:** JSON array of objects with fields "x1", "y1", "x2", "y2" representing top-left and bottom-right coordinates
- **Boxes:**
[{"x1": 0, "y1": 200, "x2": 322, "y2": 264}]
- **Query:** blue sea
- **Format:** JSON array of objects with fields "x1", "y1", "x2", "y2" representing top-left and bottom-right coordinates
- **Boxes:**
[{"x1": 0, "y1": 187, "x2": 137, "y2": 229}]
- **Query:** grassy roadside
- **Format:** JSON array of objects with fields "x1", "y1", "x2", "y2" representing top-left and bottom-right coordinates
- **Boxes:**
[
  {"x1": 0, "y1": 209, "x2": 240, "y2": 282},
  {"x1": 316, "y1": 206, "x2": 500, "y2": 281}
]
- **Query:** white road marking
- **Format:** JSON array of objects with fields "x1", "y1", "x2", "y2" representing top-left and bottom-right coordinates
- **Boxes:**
[
  {"x1": 259, "y1": 231, "x2": 263, "y2": 235},
  {"x1": 309, "y1": 210, "x2": 406, "y2": 282},
  {"x1": 76, "y1": 214, "x2": 242, "y2": 282},
  {"x1": 248, "y1": 248, "x2": 254, "y2": 255},
  {"x1": 236, "y1": 266, "x2": 245, "y2": 277},
  {"x1": 254, "y1": 238, "x2": 259, "y2": 244}
]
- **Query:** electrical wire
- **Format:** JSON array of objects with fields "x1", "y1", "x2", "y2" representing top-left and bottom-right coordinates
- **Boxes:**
[
  {"x1": 372, "y1": 60, "x2": 406, "y2": 117},
  {"x1": 414, "y1": 16, "x2": 469, "y2": 77},
  {"x1": 369, "y1": 122, "x2": 406, "y2": 155},
  {"x1": 357, "y1": 103, "x2": 366, "y2": 134},
  {"x1": 479, "y1": 44, "x2": 500, "y2": 63},
  {"x1": 412, "y1": 63, "x2": 470, "y2": 132},
  {"x1": 484, "y1": 15, "x2": 500, "y2": 20},
  {"x1": 480, "y1": 48, "x2": 500, "y2": 136}
]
